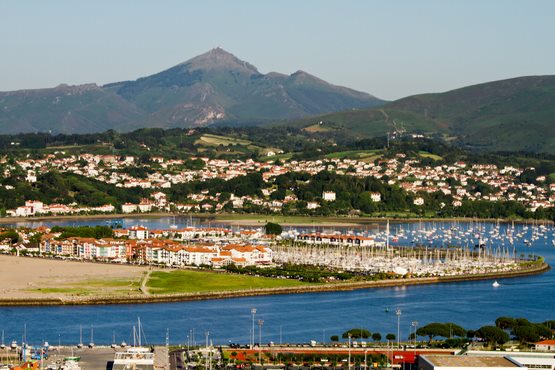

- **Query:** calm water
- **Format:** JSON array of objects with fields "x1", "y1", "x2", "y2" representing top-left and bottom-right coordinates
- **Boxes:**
[{"x1": 0, "y1": 218, "x2": 554, "y2": 346}]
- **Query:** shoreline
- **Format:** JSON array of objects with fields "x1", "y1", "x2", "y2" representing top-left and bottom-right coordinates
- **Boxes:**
[
  {"x1": 0, "y1": 262, "x2": 549, "y2": 307},
  {"x1": 0, "y1": 212, "x2": 552, "y2": 226}
]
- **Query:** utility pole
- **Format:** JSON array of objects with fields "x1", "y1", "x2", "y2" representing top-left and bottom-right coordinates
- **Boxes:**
[
  {"x1": 348, "y1": 333, "x2": 352, "y2": 370},
  {"x1": 251, "y1": 308, "x2": 257, "y2": 348},
  {"x1": 396, "y1": 308, "x2": 402, "y2": 349},
  {"x1": 258, "y1": 320, "x2": 264, "y2": 365}
]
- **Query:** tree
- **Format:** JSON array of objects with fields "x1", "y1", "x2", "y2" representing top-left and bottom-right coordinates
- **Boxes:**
[
  {"x1": 495, "y1": 317, "x2": 516, "y2": 330},
  {"x1": 330, "y1": 335, "x2": 339, "y2": 342},
  {"x1": 416, "y1": 323, "x2": 450, "y2": 342},
  {"x1": 534, "y1": 324, "x2": 553, "y2": 339},
  {"x1": 372, "y1": 333, "x2": 382, "y2": 342},
  {"x1": 386, "y1": 333, "x2": 396, "y2": 341},
  {"x1": 265, "y1": 222, "x2": 283, "y2": 235},
  {"x1": 0, "y1": 230, "x2": 20, "y2": 244},
  {"x1": 513, "y1": 326, "x2": 539, "y2": 343},
  {"x1": 29, "y1": 233, "x2": 42, "y2": 249},
  {"x1": 342, "y1": 328, "x2": 371, "y2": 339},
  {"x1": 477, "y1": 326, "x2": 509, "y2": 345}
]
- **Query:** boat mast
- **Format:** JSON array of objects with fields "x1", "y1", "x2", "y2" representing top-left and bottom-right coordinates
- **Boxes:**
[{"x1": 138, "y1": 317, "x2": 142, "y2": 347}]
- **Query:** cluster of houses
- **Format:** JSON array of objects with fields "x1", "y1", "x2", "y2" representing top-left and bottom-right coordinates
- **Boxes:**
[
  {"x1": 0, "y1": 225, "x2": 273, "y2": 268},
  {"x1": 3, "y1": 151, "x2": 555, "y2": 216},
  {"x1": 40, "y1": 237, "x2": 273, "y2": 268},
  {"x1": 6, "y1": 200, "x2": 115, "y2": 217}
]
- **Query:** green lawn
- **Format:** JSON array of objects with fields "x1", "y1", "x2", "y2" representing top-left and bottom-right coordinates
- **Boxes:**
[
  {"x1": 146, "y1": 270, "x2": 307, "y2": 294},
  {"x1": 195, "y1": 134, "x2": 252, "y2": 147},
  {"x1": 31, "y1": 278, "x2": 141, "y2": 296},
  {"x1": 418, "y1": 151, "x2": 443, "y2": 161},
  {"x1": 324, "y1": 149, "x2": 380, "y2": 160}
]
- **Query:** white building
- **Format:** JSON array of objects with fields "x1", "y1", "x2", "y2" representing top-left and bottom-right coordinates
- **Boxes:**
[
  {"x1": 129, "y1": 226, "x2": 149, "y2": 240},
  {"x1": 414, "y1": 197, "x2": 425, "y2": 206},
  {"x1": 534, "y1": 340, "x2": 555, "y2": 352},
  {"x1": 419, "y1": 355, "x2": 526, "y2": 370},
  {"x1": 322, "y1": 191, "x2": 336, "y2": 201},
  {"x1": 467, "y1": 350, "x2": 555, "y2": 370},
  {"x1": 121, "y1": 203, "x2": 138, "y2": 213}
]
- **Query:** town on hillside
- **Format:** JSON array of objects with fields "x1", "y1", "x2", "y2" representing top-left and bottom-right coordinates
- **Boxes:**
[{"x1": 2, "y1": 152, "x2": 555, "y2": 218}]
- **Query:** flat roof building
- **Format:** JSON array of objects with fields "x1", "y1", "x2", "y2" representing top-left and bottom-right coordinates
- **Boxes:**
[
  {"x1": 419, "y1": 355, "x2": 526, "y2": 370},
  {"x1": 467, "y1": 350, "x2": 555, "y2": 370}
]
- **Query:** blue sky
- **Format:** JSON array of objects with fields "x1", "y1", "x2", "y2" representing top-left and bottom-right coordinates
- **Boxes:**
[{"x1": 1, "y1": 0, "x2": 554, "y2": 100}]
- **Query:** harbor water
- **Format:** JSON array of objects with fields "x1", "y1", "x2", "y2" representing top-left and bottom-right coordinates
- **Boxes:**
[{"x1": 0, "y1": 217, "x2": 554, "y2": 346}]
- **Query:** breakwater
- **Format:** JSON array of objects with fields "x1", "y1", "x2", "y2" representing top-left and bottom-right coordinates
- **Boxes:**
[{"x1": 0, "y1": 262, "x2": 548, "y2": 307}]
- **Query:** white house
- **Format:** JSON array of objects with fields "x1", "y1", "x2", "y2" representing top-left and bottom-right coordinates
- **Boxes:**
[
  {"x1": 535, "y1": 340, "x2": 555, "y2": 352},
  {"x1": 121, "y1": 203, "x2": 138, "y2": 213},
  {"x1": 322, "y1": 191, "x2": 336, "y2": 201},
  {"x1": 129, "y1": 226, "x2": 149, "y2": 240}
]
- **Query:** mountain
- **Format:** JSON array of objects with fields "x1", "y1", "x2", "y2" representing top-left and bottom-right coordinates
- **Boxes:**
[
  {"x1": 0, "y1": 84, "x2": 144, "y2": 134},
  {"x1": 283, "y1": 76, "x2": 555, "y2": 153},
  {"x1": 0, "y1": 48, "x2": 384, "y2": 134}
]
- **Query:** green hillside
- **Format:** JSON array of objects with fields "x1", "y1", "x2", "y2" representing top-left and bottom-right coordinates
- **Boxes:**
[{"x1": 281, "y1": 76, "x2": 555, "y2": 153}]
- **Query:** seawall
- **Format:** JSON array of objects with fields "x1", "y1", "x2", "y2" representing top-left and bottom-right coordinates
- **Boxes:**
[{"x1": 0, "y1": 262, "x2": 549, "y2": 307}]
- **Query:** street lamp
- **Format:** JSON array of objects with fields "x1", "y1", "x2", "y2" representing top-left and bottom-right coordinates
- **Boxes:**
[
  {"x1": 258, "y1": 319, "x2": 264, "y2": 365},
  {"x1": 348, "y1": 333, "x2": 352, "y2": 370},
  {"x1": 411, "y1": 321, "x2": 418, "y2": 345},
  {"x1": 411, "y1": 321, "x2": 418, "y2": 357},
  {"x1": 395, "y1": 308, "x2": 402, "y2": 349},
  {"x1": 251, "y1": 308, "x2": 257, "y2": 348},
  {"x1": 364, "y1": 349, "x2": 369, "y2": 370}
]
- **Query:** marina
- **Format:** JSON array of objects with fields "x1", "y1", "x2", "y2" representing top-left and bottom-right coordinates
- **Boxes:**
[{"x1": 0, "y1": 217, "x2": 553, "y2": 348}]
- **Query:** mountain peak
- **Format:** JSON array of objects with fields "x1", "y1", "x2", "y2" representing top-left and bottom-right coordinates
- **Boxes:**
[{"x1": 182, "y1": 47, "x2": 260, "y2": 74}]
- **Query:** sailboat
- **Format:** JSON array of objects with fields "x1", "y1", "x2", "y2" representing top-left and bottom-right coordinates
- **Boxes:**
[
  {"x1": 492, "y1": 281, "x2": 500, "y2": 288},
  {"x1": 88, "y1": 325, "x2": 95, "y2": 348},
  {"x1": 170, "y1": 214, "x2": 178, "y2": 229},
  {"x1": 111, "y1": 331, "x2": 117, "y2": 349},
  {"x1": 77, "y1": 325, "x2": 83, "y2": 349},
  {"x1": 112, "y1": 318, "x2": 154, "y2": 370}
]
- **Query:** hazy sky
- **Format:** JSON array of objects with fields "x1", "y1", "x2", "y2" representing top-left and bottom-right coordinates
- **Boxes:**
[{"x1": 1, "y1": 0, "x2": 554, "y2": 100}]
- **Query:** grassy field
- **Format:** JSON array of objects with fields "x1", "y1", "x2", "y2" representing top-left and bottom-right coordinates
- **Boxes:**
[
  {"x1": 31, "y1": 278, "x2": 141, "y2": 296},
  {"x1": 303, "y1": 123, "x2": 337, "y2": 132},
  {"x1": 324, "y1": 149, "x2": 381, "y2": 162},
  {"x1": 146, "y1": 270, "x2": 307, "y2": 294},
  {"x1": 418, "y1": 151, "x2": 443, "y2": 161},
  {"x1": 195, "y1": 134, "x2": 252, "y2": 147}
]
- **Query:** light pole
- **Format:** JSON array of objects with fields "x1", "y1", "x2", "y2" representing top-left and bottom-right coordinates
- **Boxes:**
[
  {"x1": 395, "y1": 308, "x2": 402, "y2": 349},
  {"x1": 411, "y1": 321, "x2": 418, "y2": 346},
  {"x1": 251, "y1": 308, "x2": 257, "y2": 348},
  {"x1": 411, "y1": 321, "x2": 418, "y2": 358},
  {"x1": 364, "y1": 349, "x2": 369, "y2": 369},
  {"x1": 258, "y1": 319, "x2": 264, "y2": 365},
  {"x1": 348, "y1": 333, "x2": 352, "y2": 370}
]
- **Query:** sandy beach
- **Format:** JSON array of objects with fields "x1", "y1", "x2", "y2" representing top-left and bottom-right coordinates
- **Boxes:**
[{"x1": 0, "y1": 255, "x2": 147, "y2": 299}]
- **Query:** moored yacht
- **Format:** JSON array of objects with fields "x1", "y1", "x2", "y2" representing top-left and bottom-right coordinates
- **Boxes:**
[{"x1": 112, "y1": 318, "x2": 154, "y2": 370}]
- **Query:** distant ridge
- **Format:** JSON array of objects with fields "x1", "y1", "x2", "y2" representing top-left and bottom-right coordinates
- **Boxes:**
[
  {"x1": 0, "y1": 48, "x2": 384, "y2": 134},
  {"x1": 281, "y1": 75, "x2": 555, "y2": 154}
]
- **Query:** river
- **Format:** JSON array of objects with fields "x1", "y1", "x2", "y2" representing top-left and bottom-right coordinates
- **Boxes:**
[{"x1": 0, "y1": 217, "x2": 553, "y2": 346}]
